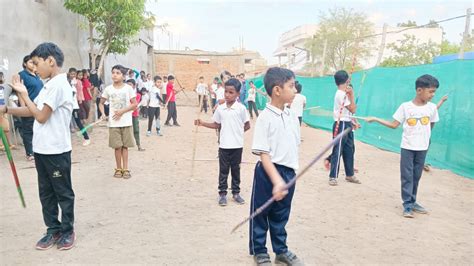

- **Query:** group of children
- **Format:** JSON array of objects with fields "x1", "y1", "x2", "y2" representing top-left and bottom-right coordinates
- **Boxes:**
[{"x1": 0, "y1": 42, "x2": 444, "y2": 266}]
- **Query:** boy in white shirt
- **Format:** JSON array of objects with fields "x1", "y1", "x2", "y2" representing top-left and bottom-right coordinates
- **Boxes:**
[
  {"x1": 247, "y1": 81, "x2": 259, "y2": 119},
  {"x1": 161, "y1": 76, "x2": 168, "y2": 107},
  {"x1": 367, "y1": 74, "x2": 440, "y2": 218},
  {"x1": 3, "y1": 42, "x2": 76, "y2": 250},
  {"x1": 195, "y1": 76, "x2": 207, "y2": 107},
  {"x1": 146, "y1": 76, "x2": 164, "y2": 136},
  {"x1": 210, "y1": 77, "x2": 218, "y2": 109},
  {"x1": 215, "y1": 81, "x2": 225, "y2": 105},
  {"x1": 249, "y1": 67, "x2": 303, "y2": 266},
  {"x1": 289, "y1": 81, "x2": 306, "y2": 125},
  {"x1": 99, "y1": 65, "x2": 138, "y2": 179},
  {"x1": 328, "y1": 70, "x2": 360, "y2": 186},
  {"x1": 194, "y1": 78, "x2": 250, "y2": 206}
]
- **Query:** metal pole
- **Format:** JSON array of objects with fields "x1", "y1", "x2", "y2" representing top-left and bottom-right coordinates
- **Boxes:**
[{"x1": 459, "y1": 8, "x2": 472, "y2": 59}]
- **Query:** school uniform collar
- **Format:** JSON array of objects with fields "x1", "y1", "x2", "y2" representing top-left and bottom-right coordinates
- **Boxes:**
[
  {"x1": 223, "y1": 101, "x2": 240, "y2": 110},
  {"x1": 44, "y1": 73, "x2": 67, "y2": 90},
  {"x1": 265, "y1": 103, "x2": 290, "y2": 116}
]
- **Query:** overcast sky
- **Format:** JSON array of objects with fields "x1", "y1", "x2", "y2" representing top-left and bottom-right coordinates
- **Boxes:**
[{"x1": 146, "y1": 0, "x2": 472, "y2": 64}]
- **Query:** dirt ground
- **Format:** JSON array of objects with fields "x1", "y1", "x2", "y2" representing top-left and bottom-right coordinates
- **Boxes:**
[{"x1": 1, "y1": 96, "x2": 473, "y2": 265}]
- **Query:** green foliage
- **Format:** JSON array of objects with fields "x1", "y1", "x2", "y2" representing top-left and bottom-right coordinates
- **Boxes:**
[
  {"x1": 64, "y1": 0, "x2": 154, "y2": 72},
  {"x1": 381, "y1": 34, "x2": 439, "y2": 67},
  {"x1": 397, "y1": 20, "x2": 417, "y2": 27},
  {"x1": 305, "y1": 7, "x2": 375, "y2": 74},
  {"x1": 440, "y1": 40, "x2": 460, "y2": 55}
]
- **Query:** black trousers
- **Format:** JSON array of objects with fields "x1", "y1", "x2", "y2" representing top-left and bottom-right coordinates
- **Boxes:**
[
  {"x1": 329, "y1": 121, "x2": 354, "y2": 178},
  {"x1": 96, "y1": 98, "x2": 109, "y2": 118},
  {"x1": 248, "y1": 101, "x2": 259, "y2": 118},
  {"x1": 34, "y1": 151, "x2": 75, "y2": 234},
  {"x1": 249, "y1": 162, "x2": 296, "y2": 255},
  {"x1": 72, "y1": 109, "x2": 89, "y2": 140},
  {"x1": 218, "y1": 148, "x2": 243, "y2": 195},
  {"x1": 165, "y1": 102, "x2": 178, "y2": 125},
  {"x1": 20, "y1": 117, "x2": 34, "y2": 156},
  {"x1": 147, "y1": 107, "x2": 161, "y2": 131}
]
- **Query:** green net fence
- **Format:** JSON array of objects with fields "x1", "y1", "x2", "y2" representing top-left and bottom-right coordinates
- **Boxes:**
[{"x1": 249, "y1": 60, "x2": 474, "y2": 179}]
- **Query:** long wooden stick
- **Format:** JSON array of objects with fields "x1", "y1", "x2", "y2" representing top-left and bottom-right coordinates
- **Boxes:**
[
  {"x1": 231, "y1": 127, "x2": 351, "y2": 233},
  {"x1": 77, "y1": 117, "x2": 104, "y2": 137},
  {"x1": 0, "y1": 126, "x2": 26, "y2": 208}
]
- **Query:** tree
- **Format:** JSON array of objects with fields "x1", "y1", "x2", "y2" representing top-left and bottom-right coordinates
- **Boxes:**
[
  {"x1": 397, "y1": 20, "x2": 417, "y2": 27},
  {"x1": 440, "y1": 40, "x2": 460, "y2": 55},
  {"x1": 305, "y1": 7, "x2": 375, "y2": 74},
  {"x1": 426, "y1": 19, "x2": 440, "y2": 28},
  {"x1": 380, "y1": 34, "x2": 439, "y2": 67},
  {"x1": 64, "y1": 0, "x2": 154, "y2": 77}
]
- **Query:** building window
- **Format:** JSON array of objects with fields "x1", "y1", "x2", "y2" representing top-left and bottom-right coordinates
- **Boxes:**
[
  {"x1": 197, "y1": 58, "x2": 210, "y2": 64},
  {"x1": 245, "y1": 59, "x2": 252, "y2": 64}
]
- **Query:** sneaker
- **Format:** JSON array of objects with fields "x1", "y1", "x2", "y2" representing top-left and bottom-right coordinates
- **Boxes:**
[
  {"x1": 254, "y1": 253, "x2": 272, "y2": 266},
  {"x1": 218, "y1": 194, "x2": 227, "y2": 206},
  {"x1": 173, "y1": 123, "x2": 181, "y2": 127},
  {"x1": 328, "y1": 178, "x2": 338, "y2": 186},
  {"x1": 345, "y1": 176, "x2": 361, "y2": 184},
  {"x1": 82, "y1": 139, "x2": 91, "y2": 146},
  {"x1": 156, "y1": 129, "x2": 163, "y2": 136},
  {"x1": 36, "y1": 232, "x2": 62, "y2": 250},
  {"x1": 413, "y1": 203, "x2": 428, "y2": 214},
  {"x1": 275, "y1": 250, "x2": 304, "y2": 266},
  {"x1": 232, "y1": 194, "x2": 245, "y2": 204},
  {"x1": 57, "y1": 231, "x2": 76, "y2": 251},
  {"x1": 403, "y1": 207, "x2": 414, "y2": 218},
  {"x1": 146, "y1": 131, "x2": 151, "y2": 136}
]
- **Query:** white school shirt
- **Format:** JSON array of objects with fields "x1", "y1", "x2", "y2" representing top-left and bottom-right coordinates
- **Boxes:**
[
  {"x1": 393, "y1": 101, "x2": 439, "y2": 151},
  {"x1": 196, "y1": 82, "x2": 207, "y2": 96},
  {"x1": 161, "y1": 82, "x2": 168, "y2": 95},
  {"x1": 33, "y1": 73, "x2": 74, "y2": 154},
  {"x1": 291, "y1": 94, "x2": 306, "y2": 117},
  {"x1": 210, "y1": 84, "x2": 218, "y2": 99},
  {"x1": 148, "y1": 85, "x2": 162, "y2": 108},
  {"x1": 333, "y1": 90, "x2": 352, "y2": 122},
  {"x1": 252, "y1": 104, "x2": 301, "y2": 170},
  {"x1": 247, "y1": 87, "x2": 256, "y2": 102},
  {"x1": 216, "y1": 87, "x2": 225, "y2": 101},
  {"x1": 102, "y1": 84, "x2": 136, "y2": 127},
  {"x1": 213, "y1": 101, "x2": 249, "y2": 149},
  {"x1": 70, "y1": 79, "x2": 80, "y2": 110}
]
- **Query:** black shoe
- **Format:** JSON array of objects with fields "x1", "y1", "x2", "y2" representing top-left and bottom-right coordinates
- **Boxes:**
[
  {"x1": 254, "y1": 253, "x2": 272, "y2": 266},
  {"x1": 164, "y1": 123, "x2": 171, "y2": 126},
  {"x1": 57, "y1": 231, "x2": 76, "y2": 251},
  {"x1": 232, "y1": 193, "x2": 245, "y2": 204},
  {"x1": 218, "y1": 194, "x2": 227, "y2": 206},
  {"x1": 173, "y1": 123, "x2": 181, "y2": 127},
  {"x1": 35, "y1": 232, "x2": 62, "y2": 250},
  {"x1": 275, "y1": 251, "x2": 304, "y2": 266}
]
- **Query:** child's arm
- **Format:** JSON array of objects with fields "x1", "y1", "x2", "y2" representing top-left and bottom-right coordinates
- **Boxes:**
[
  {"x1": 366, "y1": 117, "x2": 400, "y2": 129},
  {"x1": 98, "y1": 98, "x2": 107, "y2": 119},
  {"x1": 9, "y1": 75, "x2": 51, "y2": 123},
  {"x1": 345, "y1": 88, "x2": 357, "y2": 113},
  {"x1": 194, "y1": 119, "x2": 220, "y2": 130},
  {"x1": 437, "y1": 95, "x2": 448, "y2": 109},
  {"x1": 0, "y1": 105, "x2": 32, "y2": 117},
  {"x1": 260, "y1": 153, "x2": 288, "y2": 201},
  {"x1": 244, "y1": 121, "x2": 250, "y2": 132}
]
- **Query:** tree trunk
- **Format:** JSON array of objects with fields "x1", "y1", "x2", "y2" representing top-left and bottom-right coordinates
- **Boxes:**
[{"x1": 97, "y1": 43, "x2": 111, "y2": 80}]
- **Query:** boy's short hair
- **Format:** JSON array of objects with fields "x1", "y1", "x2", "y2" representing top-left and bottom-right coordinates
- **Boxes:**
[
  {"x1": 263, "y1": 67, "x2": 295, "y2": 96},
  {"x1": 334, "y1": 70, "x2": 349, "y2": 86},
  {"x1": 167, "y1": 75, "x2": 175, "y2": 80},
  {"x1": 68, "y1": 67, "x2": 77, "y2": 73},
  {"x1": 154, "y1": 75, "x2": 162, "y2": 82},
  {"x1": 220, "y1": 70, "x2": 232, "y2": 81},
  {"x1": 22, "y1": 55, "x2": 31, "y2": 68},
  {"x1": 295, "y1": 81, "x2": 302, "y2": 93},
  {"x1": 30, "y1": 42, "x2": 64, "y2": 67},
  {"x1": 225, "y1": 78, "x2": 242, "y2": 92},
  {"x1": 163, "y1": 75, "x2": 168, "y2": 80},
  {"x1": 199, "y1": 76, "x2": 204, "y2": 79},
  {"x1": 249, "y1": 81, "x2": 254, "y2": 85},
  {"x1": 126, "y1": 79, "x2": 136, "y2": 86},
  {"x1": 416, "y1": 74, "x2": 439, "y2": 90},
  {"x1": 214, "y1": 77, "x2": 219, "y2": 81},
  {"x1": 112, "y1": 64, "x2": 126, "y2": 75}
]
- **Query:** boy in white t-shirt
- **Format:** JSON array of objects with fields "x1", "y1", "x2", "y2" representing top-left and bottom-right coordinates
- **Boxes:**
[
  {"x1": 289, "y1": 80, "x2": 306, "y2": 125},
  {"x1": 368, "y1": 74, "x2": 440, "y2": 218},
  {"x1": 99, "y1": 65, "x2": 138, "y2": 179},
  {"x1": 210, "y1": 77, "x2": 218, "y2": 109},
  {"x1": 328, "y1": 70, "x2": 360, "y2": 186},
  {"x1": 247, "y1": 81, "x2": 259, "y2": 119},
  {"x1": 2, "y1": 43, "x2": 76, "y2": 250},
  {"x1": 146, "y1": 76, "x2": 164, "y2": 136},
  {"x1": 194, "y1": 78, "x2": 250, "y2": 206},
  {"x1": 249, "y1": 67, "x2": 303, "y2": 265},
  {"x1": 195, "y1": 76, "x2": 207, "y2": 107}
]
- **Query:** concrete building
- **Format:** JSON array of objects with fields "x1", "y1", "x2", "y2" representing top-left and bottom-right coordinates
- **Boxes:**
[
  {"x1": 0, "y1": 0, "x2": 153, "y2": 84},
  {"x1": 274, "y1": 24, "x2": 443, "y2": 72},
  {"x1": 154, "y1": 49, "x2": 266, "y2": 90}
]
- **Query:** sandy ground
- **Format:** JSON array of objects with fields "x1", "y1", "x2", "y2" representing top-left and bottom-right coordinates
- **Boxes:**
[{"x1": 0, "y1": 96, "x2": 473, "y2": 265}]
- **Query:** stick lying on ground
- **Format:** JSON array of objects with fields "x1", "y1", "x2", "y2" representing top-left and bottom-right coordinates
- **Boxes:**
[{"x1": 231, "y1": 127, "x2": 351, "y2": 234}]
